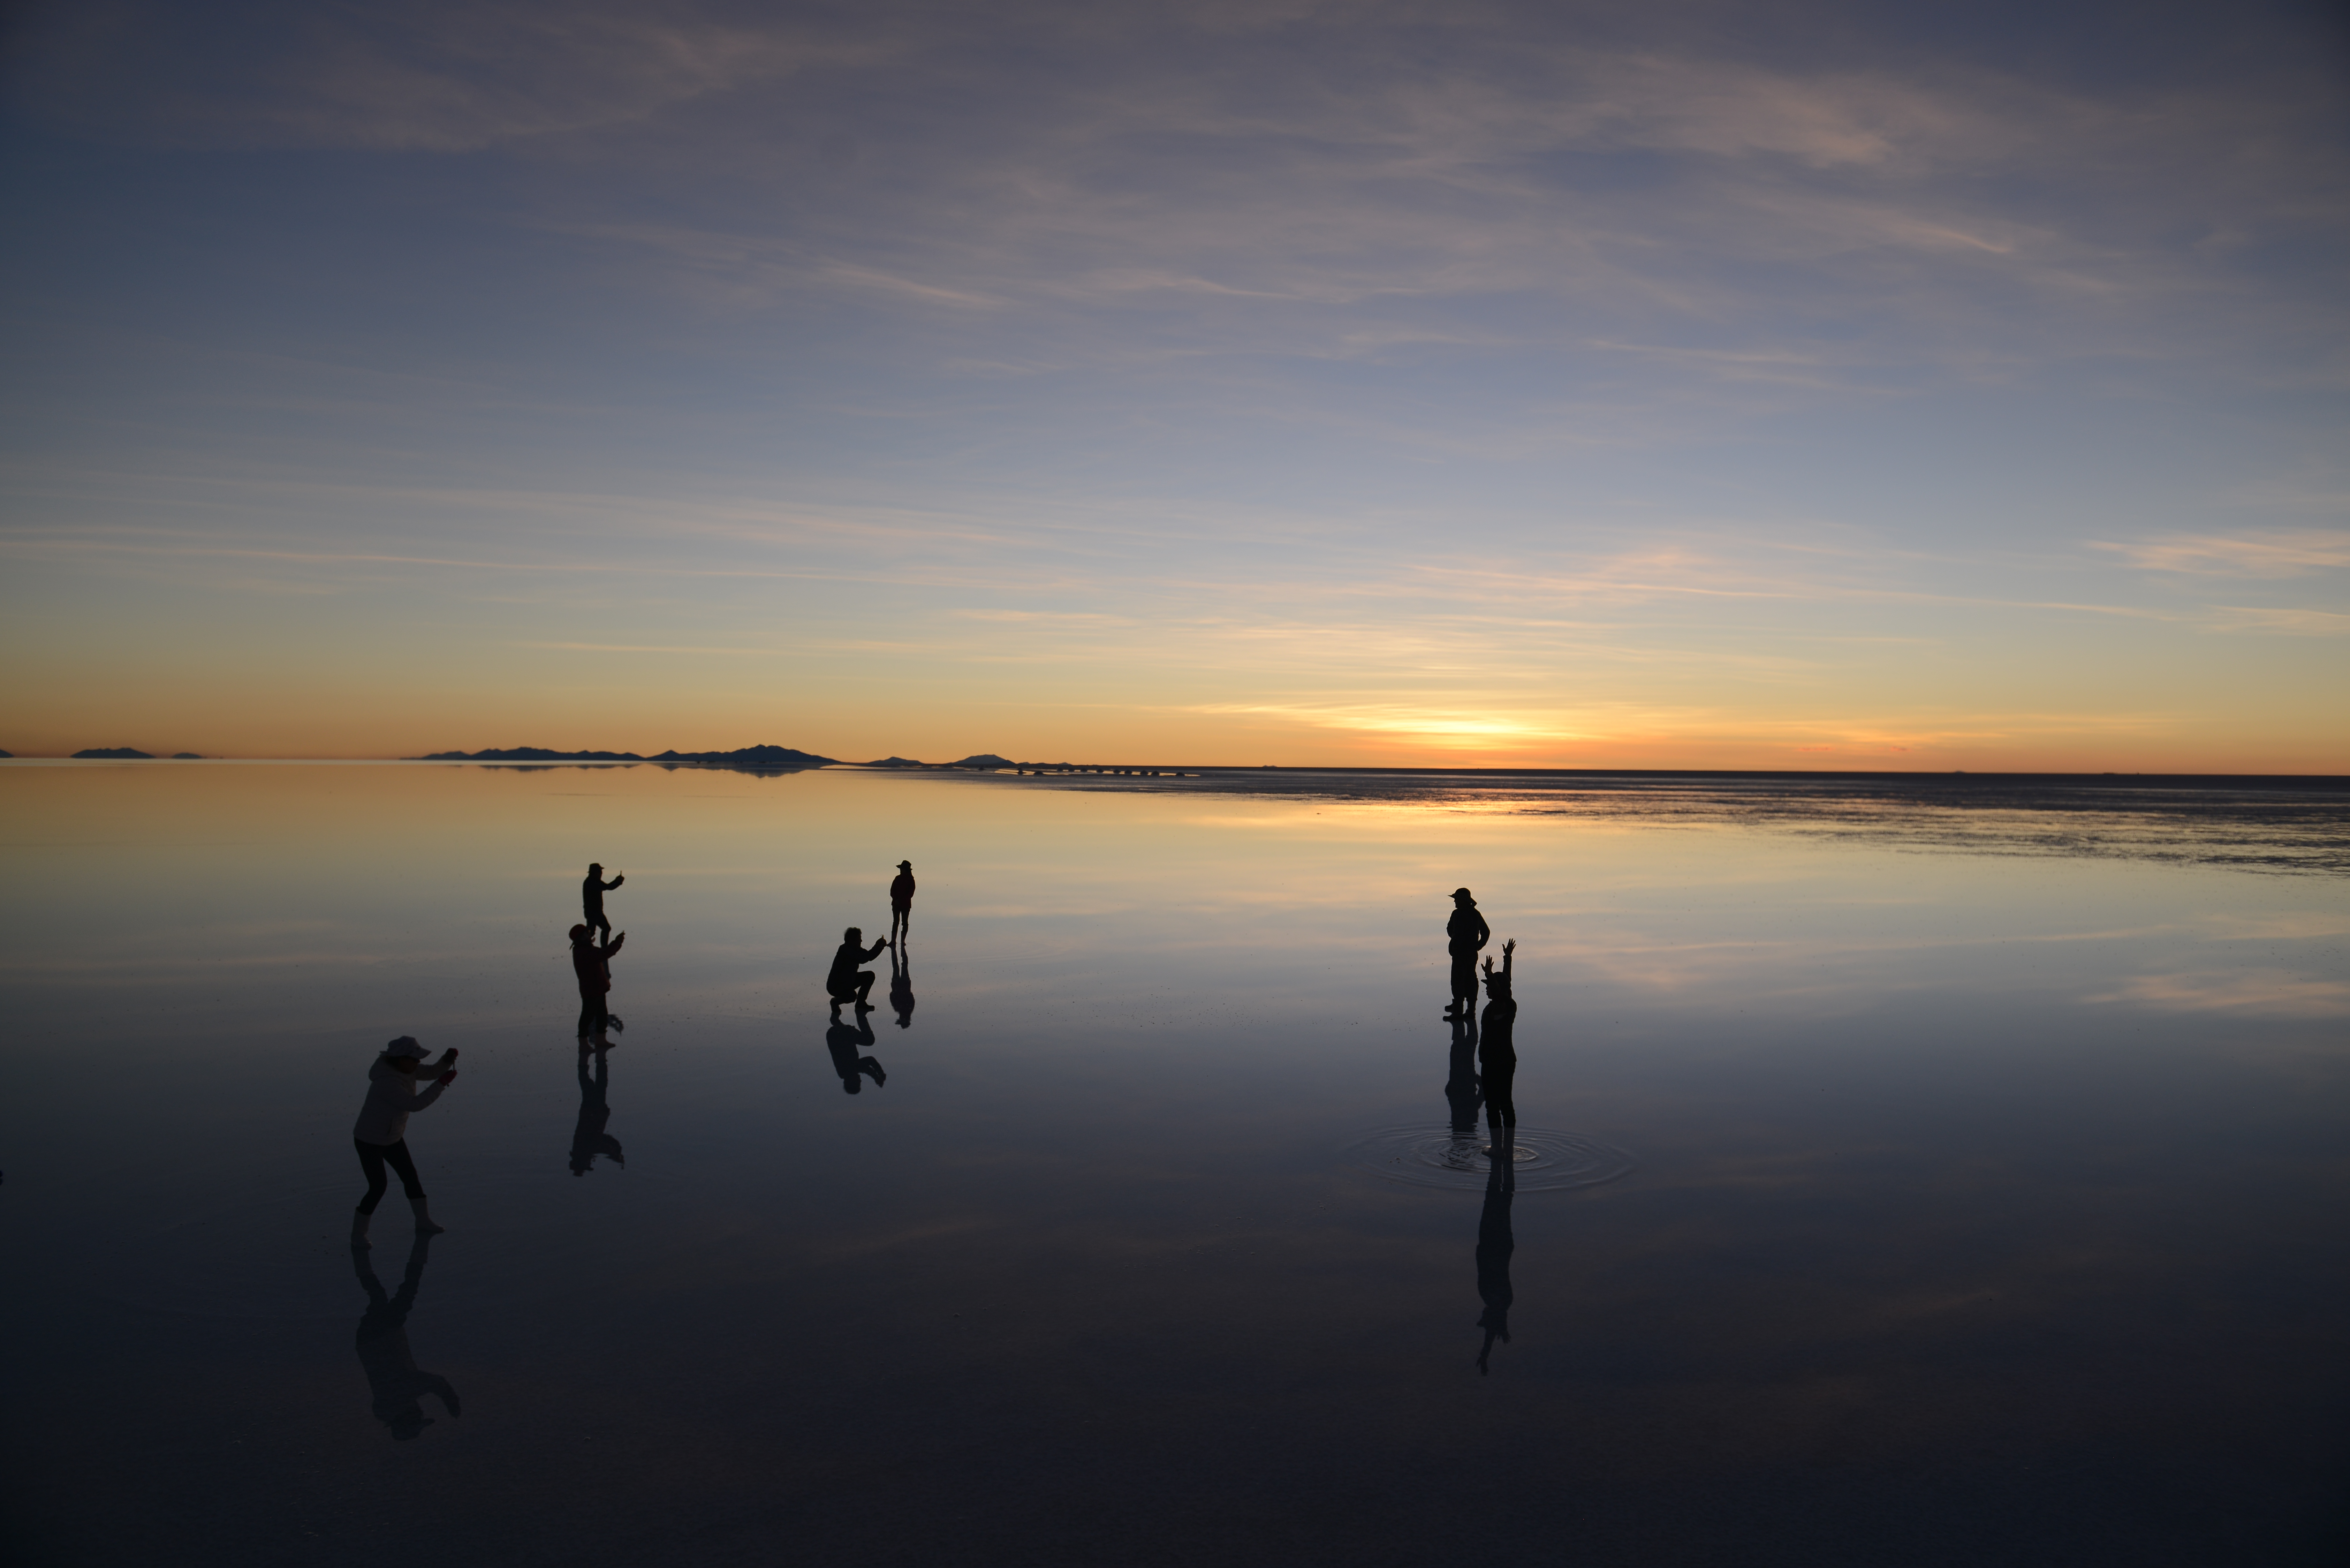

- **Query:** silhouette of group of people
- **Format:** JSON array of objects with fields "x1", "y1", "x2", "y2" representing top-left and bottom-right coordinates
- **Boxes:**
[
  {"x1": 342, "y1": 854, "x2": 925, "y2": 1435},
  {"x1": 1442, "y1": 886, "x2": 1522, "y2": 1374},
  {"x1": 344, "y1": 860, "x2": 1532, "y2": 1435}
]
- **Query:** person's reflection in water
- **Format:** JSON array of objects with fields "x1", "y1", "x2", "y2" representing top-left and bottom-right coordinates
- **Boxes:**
[
  {"x1": 825, "y1": 1011, "x2": 887, "y2": 1094},
  {"x1": 889, "y1": 944, "x2": 915, "y2": 1030},
  {"x1": 1445, "y1": 1009, "x2": 1483, "y2": 1168},
  {"x1": 1478, "y1": 939, "x2": 1517, "y2": 1129},
  {"x1": 1476, "y1": 1123, "x2": 1517, "y2": 1375},
  {"x1": 352, "y1": 1234, "x2": 461, "y2": 1440},
  {"x1": 570, "y1": 1041, "x2": 624, "y2": 1175}
]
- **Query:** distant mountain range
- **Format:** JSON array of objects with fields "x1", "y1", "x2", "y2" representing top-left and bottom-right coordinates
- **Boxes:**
[{"x1": 412, "y1": 746, "x2": 1022, "y2": 771}]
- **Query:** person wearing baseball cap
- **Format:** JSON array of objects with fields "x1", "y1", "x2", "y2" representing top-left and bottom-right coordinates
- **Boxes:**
[
  {"x1": 349, "y1": 1036, "x2": 459, "y2": 1247},
  {"x1": 888, "y1": 860, "x2": 916, "y2": 944},
  {"x1": 1444, "y1": 888, "x2": 1490, "y2": 1021}
]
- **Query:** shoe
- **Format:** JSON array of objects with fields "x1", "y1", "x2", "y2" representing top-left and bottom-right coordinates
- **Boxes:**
[
  {"x1": 409, "y1": 1197, "x2": 446, "y2": 1236},
  {"x1": 350, "y1": 1209, "x2": 372, "y2": 1249}
]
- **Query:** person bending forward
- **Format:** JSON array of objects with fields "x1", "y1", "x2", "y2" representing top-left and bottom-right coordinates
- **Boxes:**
[{"x1": 351, "y1": 1037, "x2": 458, "y2": 1247}]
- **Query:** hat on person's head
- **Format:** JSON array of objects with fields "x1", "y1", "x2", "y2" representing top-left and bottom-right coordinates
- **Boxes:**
[
  {"x1": 380, "y1": 1035, "x2": 423, "y2": 1060},
  {"x1": 569, "y1": 923, "x2": 590, "y2": 939},
  {"x1": 1452, "y1": 887, "x2": 1474, "y2": 899},
  {"x1": 898, "y1": 860, "x2": 912, "y2": 869}
]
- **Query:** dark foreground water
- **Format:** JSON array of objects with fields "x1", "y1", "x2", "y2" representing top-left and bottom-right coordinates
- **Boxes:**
[{"x1": 3, "y1": 762, "x2": 2346, "y2": 1567}]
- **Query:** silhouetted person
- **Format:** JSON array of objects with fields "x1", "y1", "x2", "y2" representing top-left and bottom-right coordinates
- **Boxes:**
[
  {"x1": 1444, "y1": 887, "x2": 1491, "y2": 1020},
  {"x1": 1479, "y1": 938, "x2": 1517, "y2": 1127},
  {"x1": 827, "y1": 926, "x2": 890, "y2": 1015},
  {"x1": 889, "y1": 860, "x2": 916, "y2": 943},
  {"x1": 353, "y1": 1234, "x2": 460, "y2": 1440},
  {"x1": 570, "y1": 1041, "x2": 624, "y2": 1175},
  {"x1": 1476, "y1": 1123, "x2": 1517, "y2": 1374},
  {"x1": 582, "y1": 862, "x2": 624, "y2": 941},
  {"x1": 1445, "y1": 1009, "x2": 1484, "y2": 1167},
  {"x1": 889, "y1": 943, "x2": 916, "y2": 1030},
  {"x1": 571, "y1": 923, "x2": 625, "y2": 1041},
  {"x1": 351, "y1": 1037, "x2": 457, "y2": 1248},
  {"x1": 825, "y1": 1010, "x2": 887, "y2": 1094}
]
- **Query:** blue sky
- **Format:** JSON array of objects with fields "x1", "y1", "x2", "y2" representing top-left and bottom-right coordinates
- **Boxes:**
[{"x1": 2, "y1": 0, "x2": 2344, "y2": 765}]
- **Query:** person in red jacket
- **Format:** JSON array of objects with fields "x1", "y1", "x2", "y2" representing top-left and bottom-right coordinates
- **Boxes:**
[{"x1": 571, "y1": 923, "x2": 625, "y2": 1041}]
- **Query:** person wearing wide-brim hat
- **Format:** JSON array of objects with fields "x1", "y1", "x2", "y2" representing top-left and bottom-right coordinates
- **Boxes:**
[
  {"x1": 888, "y1": 859, "x2": 916, "y2": 944},
  {"x1": 1443, "y1": 887, "x2": 1490, "y2": 1020},
  {"x1": 350, "y1": 1036, "x2": 459, "y2": 1248}
]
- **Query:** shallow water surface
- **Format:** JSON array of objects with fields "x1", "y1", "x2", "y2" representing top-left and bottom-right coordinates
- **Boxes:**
[{"x1": 2, "y1": 762, "x2": 2346, "y2": 1566}]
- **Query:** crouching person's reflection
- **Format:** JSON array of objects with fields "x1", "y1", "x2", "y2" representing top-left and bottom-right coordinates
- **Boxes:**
[
  {"x1": 825, "y1": 1011, "x2": 887, "y2": 1094},
  {"x1": 570, "y1": 1041, "x2": 624, "y2": 1175},
  {"x1": 353, "y1": 1236, "x2": 460, "y2": 1440},
  {"x1": 1476, "y1": 1125, "x2": 1516, "y2": 1375}
]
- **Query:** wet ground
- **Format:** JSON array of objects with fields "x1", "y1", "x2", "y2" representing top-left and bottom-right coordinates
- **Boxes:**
[{"x1": 3, "y1": 760, "x2": 2345, "y2": 1566}]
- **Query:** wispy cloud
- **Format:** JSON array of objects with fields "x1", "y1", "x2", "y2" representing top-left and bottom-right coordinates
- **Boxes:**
[
  {"x1": 2202, "y1": 606, "x2": 2350, "y2": 637},
  {"x1": 2095, "y1": 531, "x2": 2350, "y2": 577}
]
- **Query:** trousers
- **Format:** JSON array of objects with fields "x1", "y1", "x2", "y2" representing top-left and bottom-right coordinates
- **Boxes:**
[{"x1": 354, "y1": 1137, "x2": 426, "y2": 1214}]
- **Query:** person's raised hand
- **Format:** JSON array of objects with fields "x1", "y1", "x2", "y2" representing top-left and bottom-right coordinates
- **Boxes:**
[{"x1": 437, "y1": 1068, "x2": 459, "y2": 1086}]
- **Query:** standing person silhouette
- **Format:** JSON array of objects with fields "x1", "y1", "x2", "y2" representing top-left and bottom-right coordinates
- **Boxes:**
[
  {"x1": 350, "y1": 1037, "x2": 458, "y2": 1248},
  {"x1": 582, "y1": 863, "x2": 624, "y2": 941},
  {"x1": 827, "y1": 926, "x2": 890, "y2": 1015},
  {"x1": 571, "y1": 924, "x2": 625, "y2": 1041},
  {"x1": 1444, "y1": 887, "x2": 1491, "y2": 1020},
  {"x1": 1479, "y1": 939, "x2": 1518, "y2": 1128},
  {"x1": 888, "y1": 860, "x2": 916, "y2": 944}
]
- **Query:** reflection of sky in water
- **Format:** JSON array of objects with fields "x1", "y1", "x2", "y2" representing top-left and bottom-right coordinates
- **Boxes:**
[{"x1": 3, "y1": 763, "x2": 2345, "y2": 1564}]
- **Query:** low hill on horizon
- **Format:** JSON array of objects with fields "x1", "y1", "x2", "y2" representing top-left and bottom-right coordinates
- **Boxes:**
[{"x1": 415, "y1": 743, "x2": 838, "y2": 769}]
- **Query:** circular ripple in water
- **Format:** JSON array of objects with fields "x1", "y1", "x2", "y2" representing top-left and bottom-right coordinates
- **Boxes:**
[{"x1": 1343, "y1": 1124, "x2": 1635, "y2": 1192}]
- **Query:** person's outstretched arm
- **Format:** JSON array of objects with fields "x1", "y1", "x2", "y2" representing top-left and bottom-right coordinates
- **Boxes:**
[
  {"x1": 603, "y1": 932, "x2": 626, "y2": 958},
  {"x1": 1502, "y1": 937, "x2": 1514, "y2": 978},
  {"x1": 862, "y1": 939, "x2": 889, "y2": 961},
  {"x1": 607, "y1": 874, "x2": 625, "y2": 890},
  {"x1": 394, "y1": 1075, "x2": 454, "y2": 1113}
]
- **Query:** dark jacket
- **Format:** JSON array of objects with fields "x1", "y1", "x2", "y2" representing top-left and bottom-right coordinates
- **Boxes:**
[
  {"x1": 1447, "y1": 905, "x2": 1491, "y2": 957},
  {"x1": 889, "y1": 871, "x2": 916, "y2": 908},
  {"x1": 571, "y1": 933, "x2": 623, "y2": 995},
  {"x1": 827, "y1": 938, "x2": 888, "y2": 991}
]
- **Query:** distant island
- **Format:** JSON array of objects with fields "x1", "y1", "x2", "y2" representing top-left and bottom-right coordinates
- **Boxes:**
[
  {"x1": 73, "y1": 747, "x2": 154, "y2": 759},
  {"x1": 416, "y1": 744, "x2": 838, "y2": 768},
  {"x1": 413, "y1": 745, "x2": 1028, "y2": 771}
]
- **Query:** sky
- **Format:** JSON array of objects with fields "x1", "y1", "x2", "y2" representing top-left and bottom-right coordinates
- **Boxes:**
[{"x1": 1, "y1": 0, "x2": 2345, "y2": 770}]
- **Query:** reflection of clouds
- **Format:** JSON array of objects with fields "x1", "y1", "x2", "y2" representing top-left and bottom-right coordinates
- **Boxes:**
[{"x1": 2085, "y1": 971, "x2": 2350, "y2": 1019}]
